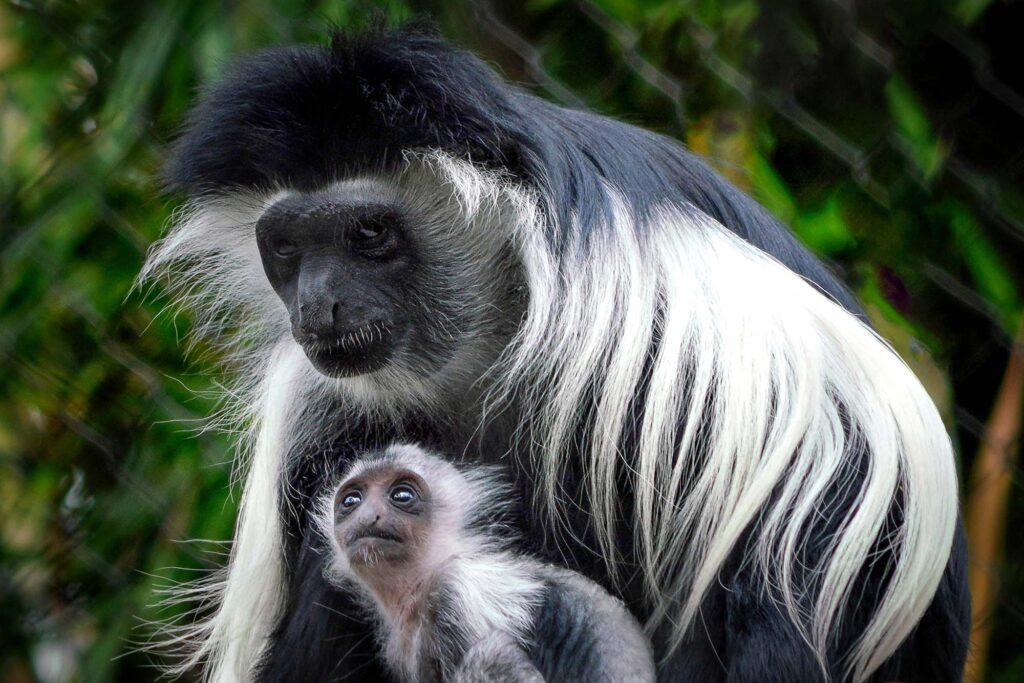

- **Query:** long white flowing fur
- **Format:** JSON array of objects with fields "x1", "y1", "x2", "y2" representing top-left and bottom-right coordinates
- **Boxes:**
[
  {"x1": 141, "y1": 343, "x2": 312, "y2": 682},
  {"x1": 142, "y1": 152, "x2": 957, "y2": 682},
  {"x1": 501, "y1": 191, "x2": 958, "y2": 681},
  {"x1": 203, "y1": 343, "x2": 309, "y2": 682}
]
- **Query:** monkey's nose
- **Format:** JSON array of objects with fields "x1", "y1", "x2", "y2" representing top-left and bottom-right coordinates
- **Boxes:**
[{"x1": 297, "y1": 300, "x2": 340, "y2": 338}]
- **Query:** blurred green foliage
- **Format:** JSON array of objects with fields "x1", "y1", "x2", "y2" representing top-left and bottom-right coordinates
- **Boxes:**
[{"x1": 2, "y1": 1, "x2": 1022, "y2": 681}]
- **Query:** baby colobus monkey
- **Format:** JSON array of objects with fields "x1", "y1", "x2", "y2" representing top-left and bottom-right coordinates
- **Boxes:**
[{"x1": 318, "y1": 444, "x2": 655, "y2": 683}]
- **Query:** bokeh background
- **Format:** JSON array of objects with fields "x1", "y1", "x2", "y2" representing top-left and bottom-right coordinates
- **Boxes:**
[{"x1": 2, "y1": 0, "x2": 1023, "y2": 680}]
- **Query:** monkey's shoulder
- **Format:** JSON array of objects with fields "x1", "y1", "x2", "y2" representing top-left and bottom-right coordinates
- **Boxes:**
[{"x1": 526, "y1": 566, "x2": 656, "y2": 683}]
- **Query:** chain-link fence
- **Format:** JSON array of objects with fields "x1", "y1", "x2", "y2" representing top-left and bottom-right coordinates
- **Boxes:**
[{"x1": 2, "y1": 1, "x2": 1021, "y2": 681}]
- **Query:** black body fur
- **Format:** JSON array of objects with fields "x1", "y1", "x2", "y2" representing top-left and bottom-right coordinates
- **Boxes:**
[
  {"x1": 165, "y1": 25, "x2": 970, "y2": 683},
  {"x1": 526, "y1": 578, "x2": 609, "y2": 681}
]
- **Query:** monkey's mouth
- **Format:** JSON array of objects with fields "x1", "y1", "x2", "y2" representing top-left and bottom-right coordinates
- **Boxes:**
[
  {"x1": 301, "y1": 321, "x2": 396, "y2": 377},
  {"x1": 348, "y1": 526, "x2": 405, "y2": 545},
  {"x1": 345, "y1": 526, "x2": 409, "y2": 562}
]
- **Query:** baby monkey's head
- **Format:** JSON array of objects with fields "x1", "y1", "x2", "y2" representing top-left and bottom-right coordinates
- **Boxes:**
[
  {"x1": 321, "y1": 444, "x2": 508, "y2": 588},
  {"x1": 333, "y1": 454, "x2": 434, "y2": 569}
]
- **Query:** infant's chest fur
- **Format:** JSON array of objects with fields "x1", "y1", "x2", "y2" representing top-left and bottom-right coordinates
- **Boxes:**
[{"x1": 379, "y1": 574, "x2": 466, "y2": 682}]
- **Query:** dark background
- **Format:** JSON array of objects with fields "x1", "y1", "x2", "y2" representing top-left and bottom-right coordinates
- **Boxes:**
[{"x1": 2, "y1": 1, "x2": 1022, "y2": 680}]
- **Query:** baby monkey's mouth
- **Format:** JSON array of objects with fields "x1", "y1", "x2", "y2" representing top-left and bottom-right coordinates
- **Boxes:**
[
  {"x1": 347, "y1": 525, "x2": 406, "y2": 546},
  {"x1": 344, "y1": 525, "x2": 410, "y2": 566}
]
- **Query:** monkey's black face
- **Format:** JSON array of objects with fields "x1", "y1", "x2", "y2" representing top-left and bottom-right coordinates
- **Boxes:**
[{"x1": 255, "y1": 193, "x2": 414, "y2": 378}]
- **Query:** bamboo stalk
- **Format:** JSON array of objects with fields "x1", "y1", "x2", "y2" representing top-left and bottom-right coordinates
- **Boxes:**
[{"x1": 964, "y1": 320, "x2": 1024, "y2": 683}]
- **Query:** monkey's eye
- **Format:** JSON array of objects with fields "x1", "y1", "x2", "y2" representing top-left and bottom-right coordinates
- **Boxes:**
[
  {"x1": 349, "y1": 221, "x2": 388, "y2": 247},
  {"x1": 388, "y1": 484, "x2": 418, "y2": 507},
  {"x1": 339, "y1": 490, "x2": 362, "y2": 509},
  {"x1": 272, "y1": 239, "x2": 297, "y2": 257},
  {"x1": 347, "y1": 213, "x2": 399, "y2": 257},
  {"x1": 354, "y1": 224, "x2": 386, "y2": 241}
]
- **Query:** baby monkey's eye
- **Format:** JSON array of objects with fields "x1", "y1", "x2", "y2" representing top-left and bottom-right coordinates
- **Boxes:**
[
  {"x1": 389, "y1": 484, "x2": 418, "y2": 507},
  {"x1": 340, "y1": 490, "x2": 362, "y2": 509}
]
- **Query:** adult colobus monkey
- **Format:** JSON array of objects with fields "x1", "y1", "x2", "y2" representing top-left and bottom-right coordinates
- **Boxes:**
[
  {"x1": 142, "y1": 24, "x2": 969, "y2": 683},
  {"x1": 318, "y1": 443, "x2": 655, "y2": 682}
]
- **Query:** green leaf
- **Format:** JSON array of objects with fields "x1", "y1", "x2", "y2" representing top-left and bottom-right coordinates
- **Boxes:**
[
  {"x1": 748, "y1": 151, "x2": 798, "y2": 224},
  {"x1": 795, "y1": 192, "x2": 856, "y2": 256},
  {"x1": 955, "y1": 0, "x2": 995, "y2": 25},
  {"x1": 886, "y1": 75, "x2": 947, "y2": 182},
  {"x1": 948, "y1": 201, "x2": 1020, "y2": 329}
]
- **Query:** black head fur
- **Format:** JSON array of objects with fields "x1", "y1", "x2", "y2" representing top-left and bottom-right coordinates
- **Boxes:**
[{"x1": 165, "y1": 24, "x2": 860, "y2": 314}]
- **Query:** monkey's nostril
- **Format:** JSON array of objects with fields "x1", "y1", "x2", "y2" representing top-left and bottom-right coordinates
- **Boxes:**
[{"x1": 297, "y1": 316, "x2": 317, "y2": 337}]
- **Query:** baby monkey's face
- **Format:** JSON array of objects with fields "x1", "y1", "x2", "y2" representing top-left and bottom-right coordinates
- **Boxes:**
[{"x1": 333, "y1": 467, "x2": 432, "y2": 569}]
